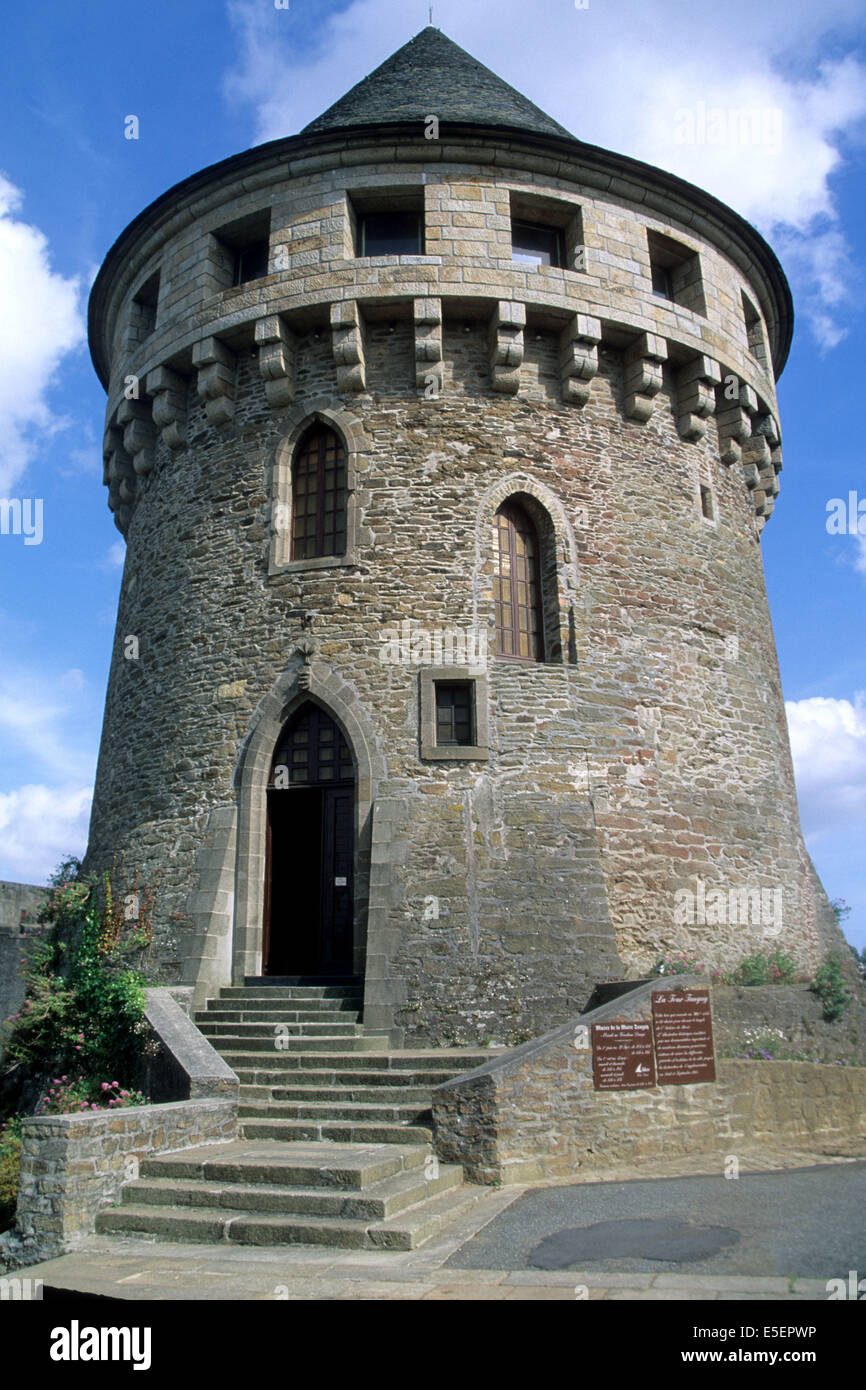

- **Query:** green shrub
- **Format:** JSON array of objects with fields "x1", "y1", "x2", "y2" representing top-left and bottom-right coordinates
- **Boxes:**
[
  {"x1": 4, "y1": 858, "x2": 151, "y2": 1093},
  {"x1": 0, "y1": 1118, "x2": 23, "y2": 1233},
  {"x1": 811, "y1": 952, "x2": 858, "y2": 1021},
  {"x1": 729, "y1": 950, "x2": 798, "y2": 987}
]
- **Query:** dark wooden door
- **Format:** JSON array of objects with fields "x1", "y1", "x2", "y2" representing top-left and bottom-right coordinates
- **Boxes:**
[{"x1": 264, "y1": 704, "x2": 354, "y2": 976}]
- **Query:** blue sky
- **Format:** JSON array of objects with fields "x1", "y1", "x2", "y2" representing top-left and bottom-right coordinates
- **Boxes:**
[{"x1": 0, "y1": 0, "x2": 863, "y2": 948}]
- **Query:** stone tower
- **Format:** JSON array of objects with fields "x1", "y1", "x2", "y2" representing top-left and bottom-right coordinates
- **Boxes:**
[{"x1": 85, "y1": 28, "x2": 841, "y2": 1045}]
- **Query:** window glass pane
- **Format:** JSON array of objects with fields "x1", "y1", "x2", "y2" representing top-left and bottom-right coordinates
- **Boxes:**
[
  {"x1": 361, "y1": 212, "x2": 422, "y2": 256},
  {"x1": 511, "y1": 221, "x2": 562, "y2": 267}
]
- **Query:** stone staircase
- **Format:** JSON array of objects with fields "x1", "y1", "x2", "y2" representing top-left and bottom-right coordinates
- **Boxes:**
[{"x1": 97, "y1": 978, "x2": 490, "y2": 1251}]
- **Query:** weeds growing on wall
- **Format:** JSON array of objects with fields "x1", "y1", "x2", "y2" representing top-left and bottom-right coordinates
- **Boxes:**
[{"x1": 2, "y1": 857, "x2": 156, "y2": 1104}]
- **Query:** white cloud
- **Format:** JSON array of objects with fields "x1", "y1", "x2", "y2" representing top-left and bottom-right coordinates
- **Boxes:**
[
  {"x1": 0, "y1": 782, "x2": 91, "y2": 884},
  {"x1": 0, "y1": 666, "x2": 96, "y2": 782},
  {"x1": 223, "y1": 0, "x2": 866, "y2": 350},
  {"x1": 786, "y1": 693, "x2": 866, "y2": 839},
  {"x1": 0, "y1": 173, "x2": 85, "y2": 494}
]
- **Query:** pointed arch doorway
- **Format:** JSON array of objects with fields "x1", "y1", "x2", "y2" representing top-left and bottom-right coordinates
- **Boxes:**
[{"x1": 263, "y1": 702, "x2": 355, "y2": 976}]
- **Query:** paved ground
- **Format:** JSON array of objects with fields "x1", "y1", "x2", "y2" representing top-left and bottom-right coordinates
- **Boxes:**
[
  {"x1": 8, "y1": 1147, "x2": 865, "y2": 1301},
  {"x1": 446, "y1": 1162, "x2": 866, "y2": 1280}
]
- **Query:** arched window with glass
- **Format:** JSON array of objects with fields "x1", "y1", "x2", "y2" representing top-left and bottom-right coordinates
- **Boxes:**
[
  {"x1": 492, "y1": 500, "x2": 544, "y2": 661},
  {"x1": 291, "y1": 426, "x2": 348, "y2": 560}
]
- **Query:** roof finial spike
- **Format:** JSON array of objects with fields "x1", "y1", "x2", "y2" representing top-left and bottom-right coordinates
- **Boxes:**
[{"x1": 429, "y1": 6, "x2": 433, "y2": 24}]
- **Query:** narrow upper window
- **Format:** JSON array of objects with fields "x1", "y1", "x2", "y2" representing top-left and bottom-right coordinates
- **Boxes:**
[
  {"x1": 130, "y1": 271, "x2": 160, "y2": 341},
  {"x1": 232, "y1": 239, "x2": 269, "y2": 286},
  {"x1": 493, "y1": 501, "x2": 543, "y2": 661},
  {"x1": 741, "y1": 292, "x2": 768, "y2": 366},
  {"x1": 359, "y1": 211, "x2": 423, "y2": 257},
  {"x1": 291, "y1": 426, "x2": 348, "y2": 561},
  {"x1": 435, "y1": 683, "x2": 475, "y2": 746},
  {"x1": 647, "y1": 230, "x2": 706, "y2": 315},
  {"x1": 511, "y1": 220, "x2": 565, "y2": 268}
]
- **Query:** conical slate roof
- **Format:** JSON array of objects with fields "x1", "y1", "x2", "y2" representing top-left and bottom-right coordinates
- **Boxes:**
[{"x1": 303, "y1": 27, "x2": 572, "y2": 140}]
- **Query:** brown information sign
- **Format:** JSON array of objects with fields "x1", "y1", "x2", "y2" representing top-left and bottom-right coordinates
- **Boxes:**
[
  {"x1": 591, "y1": 1021, "x2": 656, "y2": 1091},
  {"x1": 651, "y1": 989, "x2": 716, "y2": 1085}
]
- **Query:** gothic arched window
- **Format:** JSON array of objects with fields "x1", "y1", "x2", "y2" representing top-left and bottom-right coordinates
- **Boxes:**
[
  {"x1": 291, "y1": 426, "x2": 348, "y2": 560},
  {"x1": 493, "y1": 500, "x2": 544, "y2": 661}
]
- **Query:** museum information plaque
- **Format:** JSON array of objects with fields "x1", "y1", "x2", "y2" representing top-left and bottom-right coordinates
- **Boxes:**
[
  {"x1": 651, "y1": 988, "x2": 716, "y2": 1084},
  {"x1": 591, "y1": 1021, "x2": 656, "y2": 1091}
]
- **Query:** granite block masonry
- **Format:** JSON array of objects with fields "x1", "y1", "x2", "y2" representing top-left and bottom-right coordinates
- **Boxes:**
[{"x1": 83, "y1": 26, "x2": 844, "y2": 1047}]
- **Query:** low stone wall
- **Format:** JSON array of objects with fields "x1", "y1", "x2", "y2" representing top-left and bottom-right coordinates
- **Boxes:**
[
  {"x1": 432, "y1": 977, "x2": 866, "y2": 1184},
  {"x1": 8, "y1": 1097, "x2": 236, "y2": 1262},
  {"x1": 0, "y1": 988, "x2": 238, "y2": 1269}
]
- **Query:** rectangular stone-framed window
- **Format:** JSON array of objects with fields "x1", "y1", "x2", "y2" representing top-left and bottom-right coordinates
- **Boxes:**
[
  {"x1": 741, "y1": 291, "x2": 769, "y2": 370},
  {"x1": 420, "y1": 666, "x2": 490, "y2": 761},
  {"x1": 128, "y1": 270, "x2": 160, "y2": 345},
  {"x1": 509, "y1": 191, "x2": 585, "y2": 272},
  {"x1": 347, "y1": 188, "x2": 426, "y2": 258},
  {"x1": 647, "y1": 230, "x2": 707, "y2": 316},
  {"x1": 207, "y1": 210, "x2": 273, "y2": 291}
]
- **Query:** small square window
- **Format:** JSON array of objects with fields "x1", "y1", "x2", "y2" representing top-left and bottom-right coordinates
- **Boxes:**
[
  {"x1": 647, "y1": 230, "x2": 706, "y2": 315},
  {"x1": 420, "y1": 666, "x2": 489, "y2": 761},
  {"x1": 129, "y1": 271, "x2": 160, "y2": 341},
  {"x1": 435, "y1": 683, "x2": 474, "y2": 746},
  {"x1": 511, "y1": 220, "x2": 564, "y2": 268},
  {"x1": 360, "y1": 211, "x2": 423, "y2": 257}
]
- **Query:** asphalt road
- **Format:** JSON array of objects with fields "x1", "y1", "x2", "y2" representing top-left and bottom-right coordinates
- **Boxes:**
[{"x1": 446, "y1": 1162, "x2": 866, "y2": 1280}]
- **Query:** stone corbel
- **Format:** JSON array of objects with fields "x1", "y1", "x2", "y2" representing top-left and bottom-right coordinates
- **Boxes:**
[
  {"x1": 489, "y1": 301, "x2": 525, "y2": 394},
  {"x1": 296, "y1": 638, "x2": 317, "y2": 691},
  {"x1": 255, "y1": 313, "x2": 296, "y2": 409},
  {"x1": 745, "y1": 412, "x2": 782, "y2": 518},
  {"x1": 624, "y1": 332, "x2": 667, "y2": 421},
  {"x1": 103, "y1": 418, "x2": 136, "y2": 534},
  {"x1": 117, "y1": 396, "x2": 156, "y2": 478},
  {"x1": 414, "y1": 297, "x2": 443, "y2": 395},
  {"x1": 331, "y1": 301, "x2": 366, "y2": 393},
  {"x1": 192, "y1": 336, "x2": 237, "y2": 426},
  {"x1": 676, "y1": 355, "x2": 721, "y2": 441},
  {"x1": 715, "y1": 375, "x2": 756, "y2": 468},
  {"x1": 560, "y1": 313, "x2": 600, "y2": 407},
  {"x1": 146, "y1": 366, "x2": 188, "y2": 450}
]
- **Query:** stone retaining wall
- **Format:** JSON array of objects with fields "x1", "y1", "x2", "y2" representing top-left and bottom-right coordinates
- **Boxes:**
[
  {"x1": 9, "y1": 1098, "x2": 236, "y2": 1261},
  {"x1": 432, "y1": 978, "x2": 866, "y2": 1183},
  {"x1": 0, "y1": 988, "x2": 238, "y2": 1268}
]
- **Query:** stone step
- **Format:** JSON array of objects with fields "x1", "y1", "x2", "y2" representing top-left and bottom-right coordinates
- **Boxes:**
[
  {"x1": 231, "y1": 1066, "x2": 468, "y2": 1088},
  {"x1": 97, "y1": 1182, "x2": 481, "y2": 1251},
  {"x1": 238, "y1": 1099, "x2": 430, "y2": 1123},
  {"x1": 140, "y1": 1140, "x2": 426, "y2": 1189},
  {"x1": 195, "y1": 1017, "x2": 361, "y2": 1028},
  {"x1": 219, "y1": 987, "x2": 363, "y2": 1001},
  {"x1": 199, "y1": 1020, "x2": 365, "y2": 1038},
  {"x1": 215, "y1": 1035, "x2": 391, "y2": 1055},
  {"x1": 239, "y1": 1118, "x2": 434, "y2": 1145},
  {"x1": 117, "y1": 1162, "x2": 462, "y2": 1221},
  {"x1": 243, "y1": 976, "x2": 360, "y2": 988},
  {"x1": 219, "y1": 1049, "x2": 487, "y2": 1070},
  {"x1": 204, "y1": 999, "x2": 361, "y2": 1015},
  {"x1": 238, "y1": 1084, "x2": 433, "y2": 1104}
]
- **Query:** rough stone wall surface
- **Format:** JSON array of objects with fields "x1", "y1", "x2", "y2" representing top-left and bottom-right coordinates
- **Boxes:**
[
  {"x1": 84, "y1": 143, "x2": 838, "y2": 1044},
  {"x1": 7, "y1": 1098, "x2": 237, "y2": 1263},
  {"x1": 432, "y1": 979, "x2": 866, "y2": 1182},
  {"x1": 0, "y1": 884, "x2": 49, "y2": 1058}
]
